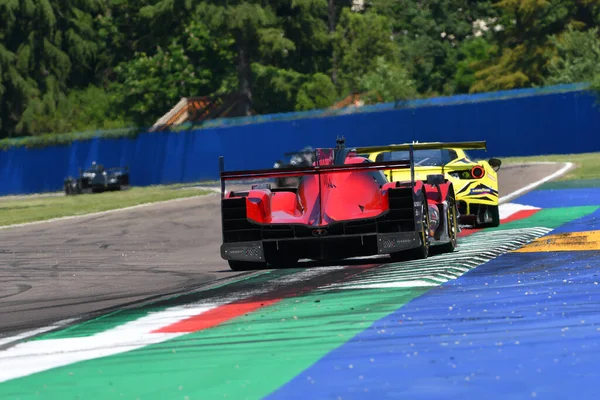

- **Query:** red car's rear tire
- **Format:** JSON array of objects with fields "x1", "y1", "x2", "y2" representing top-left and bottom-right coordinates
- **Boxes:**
[
  {"x1": 438, "y1": 188, "x2": 458, "y2": 253},
  {"x1": 391, "y1": 191, "x2": 430, "y2": 262}
]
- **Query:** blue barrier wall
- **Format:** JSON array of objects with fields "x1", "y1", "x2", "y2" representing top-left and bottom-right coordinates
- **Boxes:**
[{"x1": 2, "y1": 85, "x2": 600, "y2": 196}]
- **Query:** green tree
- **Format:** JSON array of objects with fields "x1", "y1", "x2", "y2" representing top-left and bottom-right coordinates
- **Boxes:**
[
  {"x1": 14, "y1": 85, "x2": 129, "y2": 136},
  {"x1": 271, "y1": 0, "x2": 331, "y2": 75},
  {"x1": 453, "y1": 37, "x2": 494, "y2": 93},
  {"x1": 0, "y1": 0, "x2": 103, "y2": 137},
  {"x1": 250, "y1": 64, "x2": 305, "y2": 114},
  {"x1": 471, "y1": 0, "x2": 600, "y2": 93},
  {"x1": 357, "y1": 56, "x2": 416, "y2": 104},
  {"x1": 327, "y1": 0, "x2": 354, "y2": 84},
  {"x1": 111, "y1": 20, "x2": 236, "y2": 126},
  {"x1": 137, "y1": 0, "x2": 344, "y2": 118},
  {"x1": 295, "y1": 72, "x2": 338, "y2": 111},
  {"x1": 370, "y1": 0, "x2": 500, "y2": 95},
  {"x1": 546, "y1": 26, "x2": 600, "y2": 85},
  {"x1": 141, "y1": 1, "x2": 296, "y2": 116},
  {"x1": 95, "y1": 0, "x2": 156, "y2": 85},
  {"x1": 332, "y1": 8, "x2": 398, "y2": 95}
]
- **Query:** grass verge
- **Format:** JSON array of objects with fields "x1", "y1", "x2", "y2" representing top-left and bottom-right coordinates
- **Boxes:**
[
  {"x1": 0, "y1": 185, "x2": 213, "y2": 227},
  {"x1": 501, "y1": 151, "x2": 600, "y2": 181}
]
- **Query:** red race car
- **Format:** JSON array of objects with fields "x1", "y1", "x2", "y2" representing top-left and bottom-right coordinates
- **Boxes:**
[{"x1": 219, "y1": 137, "x2": 459, "y2": 271}]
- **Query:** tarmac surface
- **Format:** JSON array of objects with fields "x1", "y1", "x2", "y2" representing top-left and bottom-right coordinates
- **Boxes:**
[{"x1": 0, "y1": 163, "x2": 566, "y2": 337}]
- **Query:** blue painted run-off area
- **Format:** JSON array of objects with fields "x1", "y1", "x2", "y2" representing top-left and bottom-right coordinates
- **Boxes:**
[
  {"x1": 268, "y1": 251, "x2": 600, "y2": 400},
  {"x1": 266, "y1": 187, "x2": 600, "y2": 400},
  {"x1": 2, "y1": 83, "x2": 600, "y2": 196},
  {"x1": 511, "y1": 187, "x2": 600, "y2": 209}
]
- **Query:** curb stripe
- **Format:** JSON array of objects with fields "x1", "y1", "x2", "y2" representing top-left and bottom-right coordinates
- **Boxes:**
[
  {"x1": 501, "y1": 208, "x2": 540, "y2": 223},
  {"x1": 153, "y1": 299, "x2": 281, "y2": 333},
  {"x1": 459, "y1": 208, "x2": 540, "y2": 237}
]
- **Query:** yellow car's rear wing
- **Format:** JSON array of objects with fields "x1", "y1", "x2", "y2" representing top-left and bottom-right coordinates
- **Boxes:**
[
  {"x1": 354, "y1": 141, "x2": 487, "y2": 154},
  {"x1": 354, "y1": 141, "x2": 487, "y2": 185}
]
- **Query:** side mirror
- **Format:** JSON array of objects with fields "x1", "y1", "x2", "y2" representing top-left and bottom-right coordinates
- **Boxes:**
[{"x1": 489, "y1": 158, "x2": 502, "y2": 172}]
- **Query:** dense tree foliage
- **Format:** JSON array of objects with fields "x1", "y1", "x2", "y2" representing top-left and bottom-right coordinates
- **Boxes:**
[{"x1": 2, "y1": 0, "x2": 600, "y2": 139}]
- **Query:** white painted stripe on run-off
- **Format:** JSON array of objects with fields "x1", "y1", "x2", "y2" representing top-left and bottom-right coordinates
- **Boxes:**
[
  {"x1": 499, "y1": 203, "x2": 540, "y2": 219},
  {"x1": 0, "y1": 265, "x2": 346, "y2": 383},
  {"x1": 0, "y1": 303, "x2": 219, "y2": 383}
]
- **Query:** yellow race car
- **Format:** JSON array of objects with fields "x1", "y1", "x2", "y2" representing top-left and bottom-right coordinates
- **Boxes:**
[{"x1": 357, "y1": 141, "x2": 502, "y2": 228}]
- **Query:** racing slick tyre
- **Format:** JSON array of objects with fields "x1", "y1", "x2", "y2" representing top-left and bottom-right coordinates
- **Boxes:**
[
  {"x1": 391, "y1": 191, "x2": 430, "y2": 262},
  {"x1": 438, "y1": 188, "x2": 459, "y2": 254},
  {"x1": 64, "y1": 183, "x2": 71, "y2": 196},
  {"x1": 488, "y1": 205, "x2": 500, "y2": 227},
  {"x1": 476, "y1": 205, "x2": 500, "y2": 228},
  {"x1": 228, "y1": 260, "x2": 267, "y2": 271}
]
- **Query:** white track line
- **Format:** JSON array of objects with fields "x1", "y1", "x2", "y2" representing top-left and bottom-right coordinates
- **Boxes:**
[
  {"x1": 498, "y1": 162, "x2": 573, "y2": 204},
  {"x1": 0, "y1": 192, "x2": 219, "y2": 231}
]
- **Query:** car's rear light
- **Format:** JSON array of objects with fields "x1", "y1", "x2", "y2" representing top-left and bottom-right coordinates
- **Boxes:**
[{"x1": 471, "y1": 165, "x2": 485, "y2": 179}]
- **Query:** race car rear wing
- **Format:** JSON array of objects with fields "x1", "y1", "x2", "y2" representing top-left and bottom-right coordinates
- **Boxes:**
[
  {"x1": 218, "y1": 157, "x2": 412, "y2": 199},
  {"x1": 353, "y1": 141, "x2": 487, "y2": 181},
  {"x1": 354, "y1": 141, "x2": 487, "y2": 154}
]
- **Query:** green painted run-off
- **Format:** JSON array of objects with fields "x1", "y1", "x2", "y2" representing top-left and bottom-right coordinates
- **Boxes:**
[{"x1": 0, "y1": 287, "x2": 427, "y2": 399}]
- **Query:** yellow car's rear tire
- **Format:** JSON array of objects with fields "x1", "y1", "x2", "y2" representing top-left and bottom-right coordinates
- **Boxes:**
[
  {"x1": 476, "y1": 205, "x2": 500, "y2": 228},
  {"x1": 488, "y1": 205, "x2": 500, "y2": 227}
]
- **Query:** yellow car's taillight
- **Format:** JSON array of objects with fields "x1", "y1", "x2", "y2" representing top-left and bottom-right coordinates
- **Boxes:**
[{"x1": 471, "y1": 165, "x2": 485, "y2": 179}]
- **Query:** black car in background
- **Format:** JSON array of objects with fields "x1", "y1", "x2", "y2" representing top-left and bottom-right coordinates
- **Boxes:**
[
  {"x1": 272, "y1": 147, "x2": 315, "y2": 187},
  {"x1": 64, "y1": 162, "x2": 130, "y2": 195}
]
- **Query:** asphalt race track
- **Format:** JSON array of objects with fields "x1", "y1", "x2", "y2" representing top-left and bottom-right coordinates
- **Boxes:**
[
  {"x1": 0, "y1": 163, "x2": 564, "y2": 337},
  {"x1": 7, "y1": 161, "x2": 600, "y2": 400}
]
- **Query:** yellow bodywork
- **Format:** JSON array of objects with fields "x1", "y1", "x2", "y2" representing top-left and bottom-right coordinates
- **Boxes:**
[{"x1": 364, "y1": 147, "x2": 500, "y2": 219}]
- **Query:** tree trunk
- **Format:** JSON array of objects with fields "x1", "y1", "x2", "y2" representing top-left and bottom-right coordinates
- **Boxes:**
[
  {"x1": 328, "y1": 0, "x2": 338, "y2": 85},
  {"x1": 235, "y1": 34, "x2": 253, "y2": 116}
]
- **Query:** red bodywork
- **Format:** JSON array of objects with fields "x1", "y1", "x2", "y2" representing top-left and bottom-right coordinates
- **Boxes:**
[
  {"x1": 219, "y1": 144, "x2": 456, "y2": 265},
  {"x1": 226, "y1": 155, "x2": 427, "y2": 226}
]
